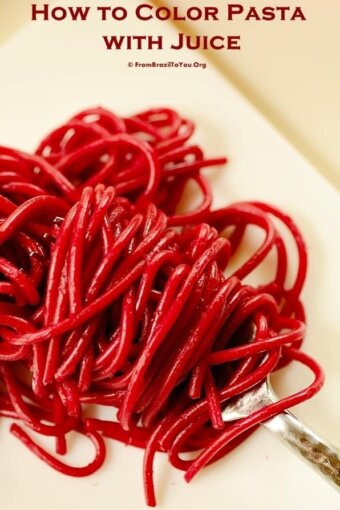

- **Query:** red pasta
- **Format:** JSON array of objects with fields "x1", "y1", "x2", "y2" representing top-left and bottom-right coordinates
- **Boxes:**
[{"x1": 0, "y1": 106, "x2": 323, "y2": 506}]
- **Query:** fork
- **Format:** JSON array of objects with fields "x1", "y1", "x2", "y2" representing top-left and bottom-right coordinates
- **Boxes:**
[{"x1": 222, "y1": 378, "x2": 340, "y2": 490}]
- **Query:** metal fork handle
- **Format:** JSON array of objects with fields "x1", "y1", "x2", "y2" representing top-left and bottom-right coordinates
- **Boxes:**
[{"x1": 264, "y1": 411, "x2": 340, "y2": 490}]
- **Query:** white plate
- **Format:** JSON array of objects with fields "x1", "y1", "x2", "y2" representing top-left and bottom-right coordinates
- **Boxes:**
[{"x1": 0, "y1": 5, "x2": 339, "y2": 509}]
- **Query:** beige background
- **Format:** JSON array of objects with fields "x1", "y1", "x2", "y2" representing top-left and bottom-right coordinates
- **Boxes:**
[
  {"x1": 153, "y1": 0, "x2": 340, "y2": 189},
  {"x1": 0, "y1": 3, "x2": 339, "y2": 509},
  {"x1": 0, "y1": 0, "x2": 339, "y2": 190}
]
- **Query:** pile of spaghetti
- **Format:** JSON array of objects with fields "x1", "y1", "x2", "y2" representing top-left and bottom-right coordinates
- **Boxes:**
[{"x1": 0, "y1": 107, "x2": 323, "y2": 505}]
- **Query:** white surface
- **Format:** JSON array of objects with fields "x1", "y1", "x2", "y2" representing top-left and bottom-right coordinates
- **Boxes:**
[{"x1": 0, "y1": 5, "x2": 339, "y2": 510}]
